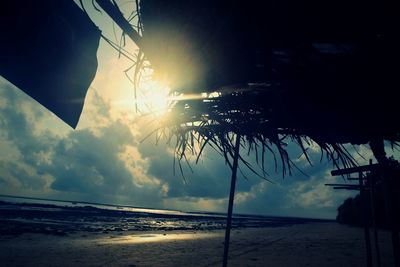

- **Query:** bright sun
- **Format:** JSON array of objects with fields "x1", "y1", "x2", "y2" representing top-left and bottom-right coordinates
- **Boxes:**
[{"x1": 138, "y1": 80, "x2": 171, "y2": 117}]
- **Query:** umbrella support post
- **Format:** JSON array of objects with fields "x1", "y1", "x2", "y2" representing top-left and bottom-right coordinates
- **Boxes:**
[
  {"x1": 359, "y1": 171, "x2": 372, "y2": 267},
  {"x1": 222, "y1": 134, "x2": 241, "y2": 267},
  {"x1": 368, "y1": 161, "x2": 381, "y2": 267}
]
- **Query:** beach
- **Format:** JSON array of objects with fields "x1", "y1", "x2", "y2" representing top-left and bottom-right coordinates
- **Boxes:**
[
  {"x1": 0, "y1": 223, "x2": 395, "y2": 267},
  {"x1": 0, "y1": 200, "x2": 395, "y2": 266}
]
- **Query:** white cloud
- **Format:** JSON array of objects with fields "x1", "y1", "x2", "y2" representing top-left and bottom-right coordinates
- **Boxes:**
[
  {"x1": 286, "y1": 171, "x2": 355, "y2": 210},
  {"x1": 235, "y1": 181, "x2": 268, "y2": 204},
  {"x1": 118, "y1": 144, "x2": 161, "y2": 187},
  {"x1": 163, "y1": 196, "x2": 228, "y2": 213}
]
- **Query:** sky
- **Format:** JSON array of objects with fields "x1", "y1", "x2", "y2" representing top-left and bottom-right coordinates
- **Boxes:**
[{"x1": 0, "y1": 1, "x2": 397, "y2": 219}]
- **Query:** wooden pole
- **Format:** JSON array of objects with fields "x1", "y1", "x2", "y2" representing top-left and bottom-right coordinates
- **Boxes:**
[
  {"x1": 360, "y1": 171, "x2": 373, "y2": 267},
  {"x1": 222, "y1": 134, "x2": 241, "y2": 267},
  {"x1": 368, "y1": 161, "x2": 381, "y2": 267}
]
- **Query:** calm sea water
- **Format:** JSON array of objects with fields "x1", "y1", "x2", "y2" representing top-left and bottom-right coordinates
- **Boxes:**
[{"x1": 0, "y1": 194, "x2": 332, "y2": 235}]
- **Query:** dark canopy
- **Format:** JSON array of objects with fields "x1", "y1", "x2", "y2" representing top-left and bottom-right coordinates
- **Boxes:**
[
  {"x1": 140, "y1": 0, "x2": 399, "y2": 145},
  {"x1": 0, "y1": 0, "x2": 100, "y2": 128}
]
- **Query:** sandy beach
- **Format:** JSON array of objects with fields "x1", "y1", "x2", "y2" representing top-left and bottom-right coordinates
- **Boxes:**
[{"x1": 0, "y1": 222, "x2": 395, "y2": 267}]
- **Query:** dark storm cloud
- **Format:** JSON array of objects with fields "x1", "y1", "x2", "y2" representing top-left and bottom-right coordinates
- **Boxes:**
[
  {"x1": 49, "y1": 122, "x2": 133, "y2": 192},
  {"x1": 139, "y1": 139, "x2": 245, "y2": 199},
  {"x1": 0, "y1": 161, "x2": 48, "y2": 190},
  {"x1": 0, "y1": 80, "x2": 51, "y2": 154},
  {"x1": 43, "y1": 121, "x2": 165, "y2": 207},
  {"x1": 0, "y1": 79, "x2": 368, "y2": 218},
  {"x1": 234, "y1": 182, "x2": 287, "y2": 215},
  {"x1": 231, "y1": 144, "x2": 359, "y2": 218},
  {"x1": 140, "y1": 135, "x2": 331, "y2": 199},
  {"x1": 0, "y1": 82, "x2": 163, "y2": 206},
  {"x1": 139, "y1": 128, "x2": 360, "y2": 218}
]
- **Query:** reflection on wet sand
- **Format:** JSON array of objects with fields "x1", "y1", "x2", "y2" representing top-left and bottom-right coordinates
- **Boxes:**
[{"x1": 99, "y1": 232, "x2": 221, "y2": 244}]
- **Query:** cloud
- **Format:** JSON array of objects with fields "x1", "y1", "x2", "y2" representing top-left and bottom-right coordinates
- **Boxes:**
[
  {"x1": 136, "y1": 131, "x2": 348, "y2": 218},
  {"x1": 0, "y1": 79, "x2": 164, "y2": 206},
  {"x1": 0, "y1": 161, "x2": 49, "y2": 191},
  {"x1": 163, "y1": 196, "x2": 227, "y2": 213},
  {"x1": 144, "y1": 144, "x2": 233, "y2": 198},
  {"x1": 286, "y1": 171, "x2": 351, "y2": 209},
  {"x1": 3, "y1": 75, "x2": 397, "y2": 219}
]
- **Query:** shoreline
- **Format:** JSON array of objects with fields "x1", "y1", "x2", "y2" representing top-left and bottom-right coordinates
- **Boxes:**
[
  {"x1": 1, "y1": 200, "x2": 395, "y2": 266},
  {"x1": 0, "y1": 200, "x2": 332, "y2": 236},
  {"x1": 0, "y1": 223, "x2": 395, "y2": 266}
]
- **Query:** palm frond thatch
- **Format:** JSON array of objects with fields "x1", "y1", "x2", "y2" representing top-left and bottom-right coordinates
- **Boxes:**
[{"x1": 135, "y1": 0, "x2": 399, "y2": 176}]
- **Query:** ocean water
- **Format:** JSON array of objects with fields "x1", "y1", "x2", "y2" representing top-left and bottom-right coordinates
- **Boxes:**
[{"x1": 0, "y1": 195, "x2": 332, "y2": 236}]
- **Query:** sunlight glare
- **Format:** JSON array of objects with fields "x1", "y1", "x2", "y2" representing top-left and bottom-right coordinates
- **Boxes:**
[
  {"x1": 99, "y1": 232, "x2": 220, "y2": 245},
  {"x1": 138, "y1": 80, "x2": 171, "y2": 117}
]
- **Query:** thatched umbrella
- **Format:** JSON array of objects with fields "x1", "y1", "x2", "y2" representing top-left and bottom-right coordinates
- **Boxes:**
[
  {"x1": 137, "y1": 0, "x2": 399, "y2": 144},
  {"x1": 97, "y1": 0, "x2": 400, "y2": 265},
  {"x1": 0, "y1": 0, "x2": 100, "y2": 128},
  {"x1": 105, "y1": 0, "x2": 397, "y2": 177}
]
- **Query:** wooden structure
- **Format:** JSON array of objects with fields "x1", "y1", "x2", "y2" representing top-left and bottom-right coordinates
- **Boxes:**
[{"x1": 328, "y1": 161, "x2": 400, "y2": 267}]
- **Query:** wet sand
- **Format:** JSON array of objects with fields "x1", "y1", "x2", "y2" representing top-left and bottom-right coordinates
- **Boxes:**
[{"x1": 0, "y1": 222, "x2": 395, "y2": 267}]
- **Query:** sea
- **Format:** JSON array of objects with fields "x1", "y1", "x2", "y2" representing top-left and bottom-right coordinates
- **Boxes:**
[{"x1": 0, "y1": 194, "x2": 332, "y2": 236}]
